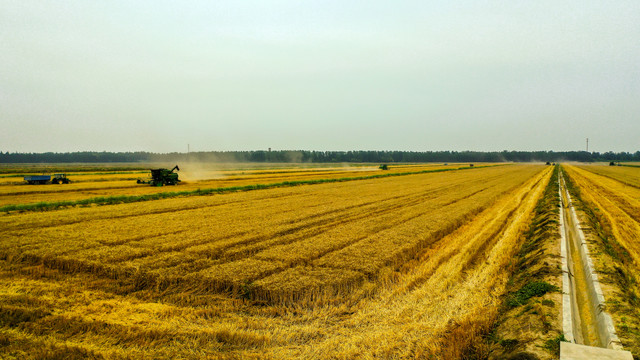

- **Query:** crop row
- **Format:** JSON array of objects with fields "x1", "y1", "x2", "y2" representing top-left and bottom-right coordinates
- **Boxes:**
[
  {"x1": 0, "y1": 164, "x2": 486, "y2": 207},
  {"x1": 0, "y1": 164, "x2": 553, "y2": 359},
  {"x1": 2, "y1": 165, "x2": 542, "y2": 304},
  {"x1": 0, "y1": 164, "x2": 495, "y2": 210}
]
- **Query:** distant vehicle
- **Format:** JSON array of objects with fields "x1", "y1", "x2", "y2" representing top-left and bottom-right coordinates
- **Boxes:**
[
  {"x1": 379, "y1": 164, "x2": 389, "y2": 170},
  {"x1": 51, "y1": 174, "x2": 71, "y2": 184},
  {"x1": 23, "y1": 175, "x2": 50, "y2": 185},
  {"x1": 137, "y1": 165, "x2": 180, "y2": 186},
  {"x1": 23, "y1": 173, "x2": 70, "y2": 185}
]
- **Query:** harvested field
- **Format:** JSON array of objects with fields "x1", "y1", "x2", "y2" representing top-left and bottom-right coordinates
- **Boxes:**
[{"x1": 0, "y1": 164, "x2": 553, "y2": 359}]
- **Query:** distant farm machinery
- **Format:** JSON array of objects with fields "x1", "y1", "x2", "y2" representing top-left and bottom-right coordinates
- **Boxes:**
[
  {"x1": 137, "y1": 165, "x2": 180, "y2": 186},
  {"x1": 23, "y1": 174, "x2": 70, "y2": 185}
]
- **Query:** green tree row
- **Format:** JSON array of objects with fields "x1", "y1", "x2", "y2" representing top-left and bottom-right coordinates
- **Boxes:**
[{"x1": 1, "y1": 150, "x2": 639, "y2": 164}]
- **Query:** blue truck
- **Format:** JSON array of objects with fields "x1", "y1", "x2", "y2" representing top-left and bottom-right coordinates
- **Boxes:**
[{"x1": 23, "y1": 174, "x2": 70, "y2": 185}]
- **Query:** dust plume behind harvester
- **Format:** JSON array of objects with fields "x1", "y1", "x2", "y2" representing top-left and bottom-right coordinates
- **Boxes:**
[{"x1": 137, "y1": 165, "x2": 180, "y2": 186}]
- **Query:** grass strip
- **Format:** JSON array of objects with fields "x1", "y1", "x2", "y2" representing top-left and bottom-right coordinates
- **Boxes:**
[
  {"x1": 506, "y1": 281, "x2": 559, "y2": 308},
  {"x1": 1, "y1": 164, "x2": 505, "y2": 213}
]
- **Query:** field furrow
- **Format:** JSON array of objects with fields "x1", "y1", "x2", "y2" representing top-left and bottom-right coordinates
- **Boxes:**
[
  {"x1": 0, "y1": 163, "x2": 556, "y2": 359},
  {"x1": 1, "y1": 165, "x2": 543, "y2": 304}
]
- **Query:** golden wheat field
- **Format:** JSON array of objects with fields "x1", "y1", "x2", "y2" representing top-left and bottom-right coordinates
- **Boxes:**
[
  {"x1": 0, "y1": 163, "x2": 475, "y2": 207},
  {"x1": 565, "y1": 165, "x2": 640, "y2": 266},
  {"x1": 0, "y1": 163, "x2": 555, "y2": 359}
]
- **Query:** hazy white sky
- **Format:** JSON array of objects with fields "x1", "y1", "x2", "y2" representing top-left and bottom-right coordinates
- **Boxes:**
[{"x1": 1, "y1": 1, "x2": 639, "y2": 153}]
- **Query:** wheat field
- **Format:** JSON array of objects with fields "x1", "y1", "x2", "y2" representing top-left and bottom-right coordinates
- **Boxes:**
[
  {"x1": 0, "y1": 164, "x2": 552, "y2": 359},
  {"x1": 564, "y1": 165, "x2": 640, "y2": 265},
  {"x1": 0, "y1": 163, "x2": 476, "y2": 207}
]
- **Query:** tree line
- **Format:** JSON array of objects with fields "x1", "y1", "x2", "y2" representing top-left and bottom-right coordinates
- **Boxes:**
[{"x1": 1, "y1": 150, "x2": 639, "y2": 163}]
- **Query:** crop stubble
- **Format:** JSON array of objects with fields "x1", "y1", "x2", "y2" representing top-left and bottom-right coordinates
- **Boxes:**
[
  {"x1": 0, "y1": 164, "x2": 552, "y2": 359},
  {"x1": 565, "y1": 165, "x2": 640, "y2": 265},
  {"x1": 0, "y1": 164, "x2": 470, "y2": 207},
  {"x1": 2, "y1": 165, "x2": 542, "y2": 304}
]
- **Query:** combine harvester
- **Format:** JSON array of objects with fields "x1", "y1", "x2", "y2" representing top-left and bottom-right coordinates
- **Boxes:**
[
  {"x1": 23, "y1": 174, "x2": 70, "y2": 185},
  {"x1": 137, "y1": 165, "x2": 180, "y2": 186}
]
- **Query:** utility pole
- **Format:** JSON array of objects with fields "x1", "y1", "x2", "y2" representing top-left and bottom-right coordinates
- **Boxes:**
[{"x1": 586, "y1": 138, "x2": 589, "y2": 152}]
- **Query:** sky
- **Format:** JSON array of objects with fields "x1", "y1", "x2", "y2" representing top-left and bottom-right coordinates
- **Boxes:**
[{"x1": 1, "y1": 1, "x2": 639, "y2": 153}]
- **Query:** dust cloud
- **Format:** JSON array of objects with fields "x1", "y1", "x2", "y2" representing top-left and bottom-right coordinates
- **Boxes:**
[{"x1": 178, "y1": 162, "x2": 224, "y2": 182}]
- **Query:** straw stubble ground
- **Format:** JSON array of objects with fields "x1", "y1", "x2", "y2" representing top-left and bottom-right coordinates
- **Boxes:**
[{"x1": 0, "y1": 164, "x2": 552, "y2": 359}]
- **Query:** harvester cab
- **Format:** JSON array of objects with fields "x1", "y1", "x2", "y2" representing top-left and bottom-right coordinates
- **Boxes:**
[{"x1": 137, "y1": 165, "x2": 180, "y2": 186}]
